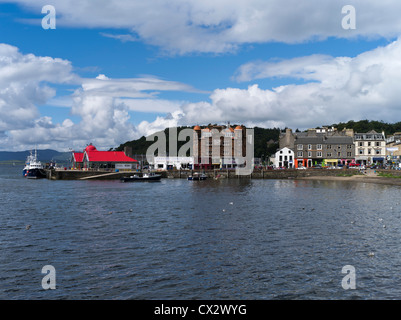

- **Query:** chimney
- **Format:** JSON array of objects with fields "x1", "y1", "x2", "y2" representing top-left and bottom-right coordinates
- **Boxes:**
[{"x1": 124, "y1": 146, "x2": 133, "y2": 158}]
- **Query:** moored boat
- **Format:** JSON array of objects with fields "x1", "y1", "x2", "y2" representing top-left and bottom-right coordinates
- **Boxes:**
[
  {"x1": 23, "y1": 149, "x2": 46, "y2": 179},
  {"x1": 188, "y1": 172, "x2": 207, "y2": 180},
  {"x1": 121, "y1": 172, "x2": 162, "y2": 182}
]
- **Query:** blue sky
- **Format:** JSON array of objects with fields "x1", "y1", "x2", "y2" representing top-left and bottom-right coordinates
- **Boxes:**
[{"x1": 0, "y1": 1, "x2": 400, "y2": 151}]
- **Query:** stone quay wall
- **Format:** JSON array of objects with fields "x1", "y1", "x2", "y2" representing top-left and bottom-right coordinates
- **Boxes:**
[{"x1": 46, "y1": 168, "x2": 364, "y2": 180}]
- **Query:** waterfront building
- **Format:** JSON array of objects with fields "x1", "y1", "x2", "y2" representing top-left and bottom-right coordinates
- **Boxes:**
[
  {"x1": 354, "y1": 130, "x2": 386, "y2": 165},
  {"x1": 273, "y1": 147, "x2": 294, "y2": 168},
  {"x1": 152, "y1": 156, "x2": 194, "y2": 170},
  {"x1": 72, "y1": 144, "x2": 138, "y2": 170},
  {"x1": 71, "y1": 152, "x2": 84, "y2": 169},
  {"x1": 193, "y1": 124, "x2": 248, "y2": 170},
  {"x1": 385, "y1": 132, "x2": 401, "y2": 165},
  {"x1": 279, "y1": 127, "x2": 355, "y2": 168}
]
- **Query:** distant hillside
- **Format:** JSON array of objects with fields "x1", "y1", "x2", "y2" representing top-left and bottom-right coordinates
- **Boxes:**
[
  {"x1": 115, "y1": 126, "x2": 280, "y2": 158},
  {"x1": 0, "y1": 149, "x2": 70, "y2": 163},
  {"x1": 327, "y1": 120, "x2": 401, "y2": 135}
]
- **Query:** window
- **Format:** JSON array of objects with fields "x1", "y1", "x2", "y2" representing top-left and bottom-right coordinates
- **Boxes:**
[
  {"x1": 317, "y1": 152, "x2": 322, "y2": 157},
  {"x1": 297, "y1": 144, "x2": 303, "y2": 150},
  {"x1": 308, "y1": 144, "x2": 312, "y2": 150},
  {"x1": 359, "y1": 142, "x2": 363, "y2": 147},
  {"x1": 359, "y1": 149, "x2": 364, "y2": 155},
  {"x1": 368, "y1": 149, "x2": 371, "y2": 155},
  {"x1": 297, "y1": 151, "x2": 303, "y2": 157},
  {"x1": 327, "y1": 145, "x2": 332, "y2": 149},
  {"x1": 327, "y1": 152, "x2": 332, "y2": 157},
  {"x1": 347, "y1": 152, "x2": 352, "y2": 157},
  {"x1": 284, "y1": 156, "x2": 288, "y2": 161},
  {"x1": 368, "y1": 142, "x2": 371, "y2": 146},
  {"x1": 376, "y1": 142, "x2": 380, "y2": 147},
  {"x1": 308, "y1": 151, "x2": 312, "y2": 158},
  {"x1": 317, "y1": 144, "x2": 322, "y2": 150},
  {"x1": 289, "y1": 156, "x2": 293, "y2": 161},
  {"x1": 338, "y1": 152, "x2": 341, "y2": 157},
  {"x1": 375, "y1": 149, "x2": 380, "y2": 155},
  {"x1": 280, "y1": 150, "x2": 283, "y2": 154},
  {"x1": 347, "y1": 145, "x2": 352, "y2": 149}
]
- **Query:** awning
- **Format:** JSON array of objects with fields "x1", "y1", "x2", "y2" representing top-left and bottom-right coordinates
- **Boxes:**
[
  {"x1": 325, "y1": 159, "x2": 338, "y2": 163},
  {"x1": 373, "y1": 157, "x2": 384, "y2": 161}
]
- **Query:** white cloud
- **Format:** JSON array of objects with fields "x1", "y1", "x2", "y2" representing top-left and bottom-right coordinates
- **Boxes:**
[
  {"x1": 117, "y1": 98, "x2": 186, "y2": 113},
  {"x1": 6, "y1": 0, "x2": 401, "y2": 54},
  {"x1": 99, "y1": 32, "x2": 138, "y2": 43},
  {"x1": 0, "y1": 43, "x2": 205, "y2": 151},
  {"x1": 174, "y1": 39, "x2": 401, "y2": 129},
  {"x1": 0, "y1": 43, "x2": 75, "y2": 134},
  {"x1": 136, "y1": 110, "x2": 184, "y2": 138}
]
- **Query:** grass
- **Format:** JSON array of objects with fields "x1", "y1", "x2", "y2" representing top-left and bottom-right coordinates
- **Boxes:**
[
  {"x1": 377, "y1": 172, "x2": 401, "y2": 179},
  {"x1": 337, "y1": 173, "x2": 356, "y2": 177}
]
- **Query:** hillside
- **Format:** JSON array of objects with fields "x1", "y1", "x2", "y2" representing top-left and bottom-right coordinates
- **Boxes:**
[
  {"x1": 0, "y1": 149, "x2": 70, "y2": 163},
  {"x1": 327, "y1": 120, "x2": 401, "y2": 135}
]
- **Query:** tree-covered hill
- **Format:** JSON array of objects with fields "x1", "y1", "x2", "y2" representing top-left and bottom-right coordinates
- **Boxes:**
[{"x1": 327, "y1": 120, "x2": 401, "y2": 135}]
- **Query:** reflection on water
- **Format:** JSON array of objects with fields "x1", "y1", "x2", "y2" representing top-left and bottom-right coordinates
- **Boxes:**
[{"x1": 1, "y1": 165, "x2": 401, "y2": 299}]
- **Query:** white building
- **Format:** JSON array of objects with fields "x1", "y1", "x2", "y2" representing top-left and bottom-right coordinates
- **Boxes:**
[
  {"x1": 273, "y1": 147, "x2": 294, "y2": 168},
  {"x1": 354, "y1": 130, "x2": 386, "y2": 165},
  {"x1": 152, "y1": 157, "x2": 194, "y2": 170}
]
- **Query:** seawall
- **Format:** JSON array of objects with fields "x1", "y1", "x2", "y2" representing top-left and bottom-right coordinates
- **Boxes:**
[{"x1": 46, "y1": 168, "x2": 364, "y2": 180}]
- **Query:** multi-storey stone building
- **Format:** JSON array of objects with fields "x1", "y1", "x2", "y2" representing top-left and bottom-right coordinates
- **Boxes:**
[
  {"x1": 279, "y1": 127, "x2": 355, "y2": 168},
  {"x1": 193, "y1": 124, "x2": 248, "y2": 170},
  {"x1": 354, "y1": 130, "x2": 386, "y2": 165}
]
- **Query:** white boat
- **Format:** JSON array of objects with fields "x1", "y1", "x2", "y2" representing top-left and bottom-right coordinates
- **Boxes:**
[
  {"x1": 23, "y1": 149, "x2": 46, "y2": 179},
  {"x1": 188, "y1": 172, "x2": 207, "y2": 180}
]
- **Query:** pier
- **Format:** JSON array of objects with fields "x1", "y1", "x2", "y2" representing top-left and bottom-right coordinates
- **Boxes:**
[{"x1": 45, "y1": 168, "x2": 369, "y2": 180}]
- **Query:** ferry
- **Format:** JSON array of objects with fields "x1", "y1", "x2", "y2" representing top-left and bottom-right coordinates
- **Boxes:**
[{"x1": 23, "y1": 149, "x2": 46, "y2": 179}]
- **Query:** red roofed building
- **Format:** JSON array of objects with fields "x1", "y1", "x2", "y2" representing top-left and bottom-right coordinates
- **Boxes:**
[
  {"x1": 72, "y1": 144, "x2": 138, "y2": 170},
  {"x1": 72, "y1": 152, "x2": 84, "y2": 169}
]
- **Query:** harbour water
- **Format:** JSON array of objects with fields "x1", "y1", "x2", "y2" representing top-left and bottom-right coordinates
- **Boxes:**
[{"x1": 1, "y1": 164, "x2": 401, "y2": 299}]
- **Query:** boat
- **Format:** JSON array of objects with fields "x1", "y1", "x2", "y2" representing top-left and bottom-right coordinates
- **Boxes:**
[
  {"x1": 23, "y1": 149, "x2": 46, "y2": 179},
  {"x1": 120, "y1": 172, "x2": 162, "y2": 182},
  {"x1": 188, "y1": 172, "x2": 207, "y2": 180}
]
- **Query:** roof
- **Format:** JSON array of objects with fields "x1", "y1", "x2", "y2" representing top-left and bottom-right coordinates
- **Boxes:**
[
  {"x1": 85, "y1": 144, "x2": 97, "y2": 152},
  {"x1": 295, "y1": 136, "x2": 324, "y2": 144},
  {"x1": 73, "y1": 152, "x2": 84, "y2": 163},
  {"x1": 325, "y1": 136, "x2": 353, "y2": 144},
  {"x1": 295, "y1": 134, "x2": 353, "y2": 144},
  {"x1": 85, "y1": 151, "x2": 137, "y2": 163}
]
